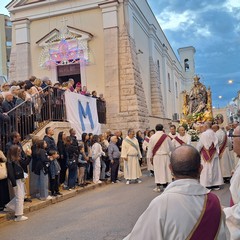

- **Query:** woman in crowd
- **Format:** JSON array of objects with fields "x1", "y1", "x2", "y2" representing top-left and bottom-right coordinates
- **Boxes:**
[
  {"x1": 82, "y1": 133, "x2": 92, "y2": 181},
  {"x1": 99, "y1": 134, "x2": 109, "y2": 180},
  {"x1": 91, "y1": 135, "x2": 105, "y2": 184},
  {"x1": 77, "y1": 145, "x2": 89, "y2": 187},
  {"x1": 57, "y1": 131, "x2": 67, "y2": 185},
  {"x1": 34, "y1": 140, "x2": 51, "y2": 200},
  {"x1": 142, "y1": 129, "x2": 155, "y2": 176},
  {"x1": 5, "y1": 145, "x2": 28, "y2": 221},
  {"x1": 0, "y1": 150, "x2": 10, "y2": 211},
  {"x1": 65, "y1": 136, "x2": 79, "y2": 190}
]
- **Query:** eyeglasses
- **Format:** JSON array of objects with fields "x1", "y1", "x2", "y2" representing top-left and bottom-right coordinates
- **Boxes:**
[{"x1": 231, "y1": 135, "x2": 240, "y2": 137}]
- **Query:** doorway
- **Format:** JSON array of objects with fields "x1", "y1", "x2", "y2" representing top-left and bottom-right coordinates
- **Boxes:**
[{"x1": 57, "y1": 64, "x2": 81, "y2": 87}]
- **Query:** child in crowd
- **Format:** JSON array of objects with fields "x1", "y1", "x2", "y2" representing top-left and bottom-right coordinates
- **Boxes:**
[
  {"x1": 77, "y1": 146, "x2": 88, "y2": 187},
  {"x1": 48, "y1": 150, "x2": 62, "y2": 196}
]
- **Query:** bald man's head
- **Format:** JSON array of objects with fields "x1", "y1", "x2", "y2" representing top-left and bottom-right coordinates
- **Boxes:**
[
  {"x1": 233, "y1": 126, "x2": 240, "y2": 156},
  {"x1": 170, "y1": 145, "x2": 201, "y2": 179}
]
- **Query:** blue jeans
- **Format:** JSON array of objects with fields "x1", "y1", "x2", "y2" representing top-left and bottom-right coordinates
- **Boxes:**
[
  {"x1": 39, "y1": 170, "x2": 49, "y2": 199},
  {"x1": 100, "y1": 159, "x2": 106, "y2": 180},
  {"x1": 68, "y1": 166, "x2": 77, "y2": 188}
]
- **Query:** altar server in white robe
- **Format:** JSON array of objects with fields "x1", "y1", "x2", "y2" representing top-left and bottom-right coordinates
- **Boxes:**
[
  {"x1": 197, "y1": 121, "x2": 223, "y2": 189},
  {"x1": 147, "y1": 124, "x2": 174, "y2": 192},
  {"x1": 124, "y1": 145, "x2": 228, "y2": 240},
  {"x1": 142, "y1": 130, "x2": 155, "y2": 176},
  {"x1": 224, "y1": 125, "x2": 240, "y2": 240},
  {"x1": 213, "y1": 124, "x2": 234, "y2": 183},
  {"x1": 172, "y1": 126, "x2": 191, "y2": 148},
  {"x1": 121, "y1": 129, "x2": 142, "y2": 184}
]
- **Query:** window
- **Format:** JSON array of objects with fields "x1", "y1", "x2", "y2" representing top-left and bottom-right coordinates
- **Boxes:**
[
  {"x1": 175, "y1": 82, "x2": 178, "y2": 98},
  {"x1": 168, "y1": 73, "x2": 171, "y2": 92},
  {"x1": 184, "y1": 59, "x2": 189, "y2": 72},
  {"x1": 157, "y1": 60, "x2": 161, "y2": 83}
]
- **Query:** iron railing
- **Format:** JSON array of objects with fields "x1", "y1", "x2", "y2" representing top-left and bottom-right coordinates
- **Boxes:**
[{"x1": 0, "y1": 86, "x2": 106, "y2": 153}]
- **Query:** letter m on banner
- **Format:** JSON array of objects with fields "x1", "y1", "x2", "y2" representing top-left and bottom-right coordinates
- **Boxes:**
[
  {"x1": 78, "y1": 100, "x2": 94, "y2": 131},
  {"x1": 64, "y1": 91, "x2": 101, "y2": 139}
]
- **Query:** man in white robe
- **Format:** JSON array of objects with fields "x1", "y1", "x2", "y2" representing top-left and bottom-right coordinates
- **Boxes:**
[
  {"x1": 172, "y1": 126, "x2": 191, "y2": 148},
  {"x1": 197, "y1": 121, "x2": 223, "y2": 189},
  {"x1": 147, "y1": 124, "x2": 174, "y2": 192},
  {"x1": 123, "y1": 145, "x2": 228, "y2": 240},
  {"x1": 121, "y1": 128, "x2": 142, "y2": 184},
  {"x1": 168, "y1": 124, "x2": 177, "y2": 140},
  {"x1": 213, "y1": 124, "x2": 234, "y2": 183},
  {"x1": 224, "y1": 125, "x2": 240, "y2": 239}
]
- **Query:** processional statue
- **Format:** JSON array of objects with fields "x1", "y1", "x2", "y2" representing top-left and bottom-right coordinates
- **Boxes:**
[{"x1": 182, "y1": 75, "x2": 213, "y2": 124}]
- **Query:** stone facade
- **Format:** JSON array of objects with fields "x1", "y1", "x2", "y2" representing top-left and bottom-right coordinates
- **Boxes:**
[
  {"x1": 117, "y1": 28, "x2": 149, "y2": 132},
  {"x1": 149, "y1": 57, "x2": 165, "y2": 118}
]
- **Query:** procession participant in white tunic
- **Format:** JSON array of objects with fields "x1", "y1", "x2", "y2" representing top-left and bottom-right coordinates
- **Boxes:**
[
  {"x1": 213, "y1": 124, "x2": 234, "y2": 183},
  {"x1": 124, "y1": 145, "x2": 228, "y2": 240},
  {"x1": 197, "y1": 121, "x2": 223, "y2": 190},
  {"x1": 168, "y1": 124, "x2": 177, "y2": 140},
  {"x1": 172, "y1": 126, "x2": 191, "y2": 148},
  {"x1": 121, "y1": 129, "x2": 142, "y2": 185},
  {"x1": 224, "y1": 125, "x2": 240, "y2": 240},
  {"x1": 147, "y1": 124, "x2": 174, "y2": 192},
  {"x1": 142, "y1": 130, "x2": 155, "y2": 176}
]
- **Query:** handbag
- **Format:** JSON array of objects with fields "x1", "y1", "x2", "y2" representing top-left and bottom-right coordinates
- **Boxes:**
[{"x1": 0, "y1": 162, "x2": 7, "y2": 180}]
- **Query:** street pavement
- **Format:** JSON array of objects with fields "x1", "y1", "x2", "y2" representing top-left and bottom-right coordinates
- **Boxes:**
[{"x1": 0, "y1": 171, "x2": 231, "y2": 240}]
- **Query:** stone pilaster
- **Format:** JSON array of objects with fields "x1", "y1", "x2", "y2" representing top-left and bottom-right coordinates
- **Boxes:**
[
  {"x1": 149, "y1": 57, "x2": 165, "y2": 118},
  {"x1": 9, "y1": 19, "x2": 32, "y2": 82},
  {"x1": 117, "y1": 27, "x2": 149, "y2": 132}
]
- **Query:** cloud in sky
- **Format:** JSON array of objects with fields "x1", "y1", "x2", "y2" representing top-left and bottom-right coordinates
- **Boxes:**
[{"x1": 148, "y1": 0, "x2": 240, "y2": 108}]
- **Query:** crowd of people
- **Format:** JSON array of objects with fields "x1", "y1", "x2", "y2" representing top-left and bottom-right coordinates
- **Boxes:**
[
  {"x1": 0, "y1": 76, "x2": 106, "y2": 152},
  {"x1": 1, "y1": 116, "x2": 240, "y2": 238}
]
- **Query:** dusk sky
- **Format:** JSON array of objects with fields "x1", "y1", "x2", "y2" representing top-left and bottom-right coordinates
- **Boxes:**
[
  {"x1": 1, "y1": 0, "x2": 240, "y2": 108},
  {"x1": 148, "y1": 0, "x2": 240, "y2": 108}
]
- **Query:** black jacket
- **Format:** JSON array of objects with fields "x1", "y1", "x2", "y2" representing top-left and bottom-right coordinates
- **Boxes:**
[
  {"x1": 5, "y1": 141, "x2": 31, "y2": 173},
  {"x1": 43, "y1": 135, "x2": 57, "y2": 154},
  {"x1": 34, "y1": 149, "x2": 50, "y2": 175},
  {"x1": 7, "y1": 160, "x2": 24, "y2": 187}
]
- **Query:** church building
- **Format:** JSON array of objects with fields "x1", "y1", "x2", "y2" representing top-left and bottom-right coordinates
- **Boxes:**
[{"x1": 6, "y1": 0, "x2": 196, "y2": 132}]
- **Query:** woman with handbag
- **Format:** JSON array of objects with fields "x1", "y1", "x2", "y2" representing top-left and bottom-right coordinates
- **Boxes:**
[
  {"x1": 34, "y1": 140, "x2": 52, "y2": 200},
  {"x1": 5, "y1": 145, "x2": 28, "y2": 221},
  {"x1": 0, "y1": 150, "x2": 10, "y2": 211}
]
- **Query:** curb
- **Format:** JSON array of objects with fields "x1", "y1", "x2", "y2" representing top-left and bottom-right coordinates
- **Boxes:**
[{"x1": 0, "y1": 166, "x2": 148, "y2": 225}]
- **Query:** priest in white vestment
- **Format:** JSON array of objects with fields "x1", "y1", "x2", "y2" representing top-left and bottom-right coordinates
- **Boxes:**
[
  {"x1": 213, "y1": 124, "x2": 234, "y2": 182},
  {"x1": 224, "y1": 125, "x2": 240, "y2": 240},
  {"x1": 147, "y1": 124, "x2": 174, "y2": 192},
  {"x1": 197, "y1": 122, "x2": 223, "y2": 189},
  {"x1": 121, "y1": 129, "x2": 142, "y2": 184},
  {"x1": 168, "y1": 124, "x2": 177, "y2": 140},
  {"x1": 172, "y1": 126, "x2": 191, "y2": 148},
  {"x1": 123, "y1": 145, "x2": 228, "y2": 240}
]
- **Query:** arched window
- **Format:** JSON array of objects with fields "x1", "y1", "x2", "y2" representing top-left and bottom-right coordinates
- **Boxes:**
[{"x1": 184, "y1": 59, "x2": 189, "y2": 72}]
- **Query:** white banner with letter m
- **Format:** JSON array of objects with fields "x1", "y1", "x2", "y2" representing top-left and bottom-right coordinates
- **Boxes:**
[{"x1": 65, "y1": 91, "x2": 101, "y2": 139}]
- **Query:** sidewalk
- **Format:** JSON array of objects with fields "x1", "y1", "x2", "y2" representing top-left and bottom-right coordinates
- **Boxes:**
[{"x1": 0, "y1": 166, "x2": 147, "y2": 225}]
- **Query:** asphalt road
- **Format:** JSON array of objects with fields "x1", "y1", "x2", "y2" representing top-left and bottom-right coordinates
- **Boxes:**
[{"x1": 0, "y1": 172, "x2": 231, "y2": 240}]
